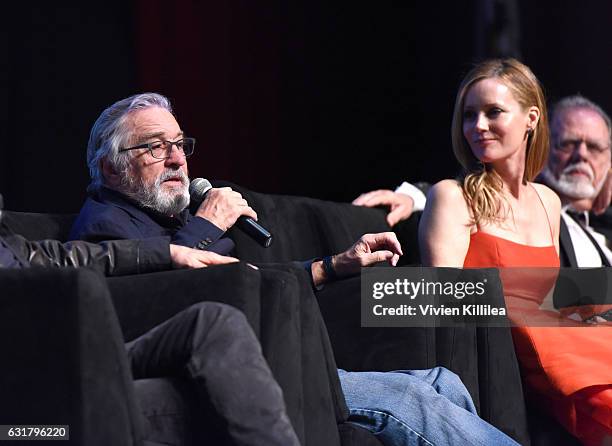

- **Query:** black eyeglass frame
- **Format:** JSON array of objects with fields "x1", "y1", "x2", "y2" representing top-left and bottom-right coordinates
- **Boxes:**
[{"x1": 118, "y1": 137, "x2": 196, "y2": 159}]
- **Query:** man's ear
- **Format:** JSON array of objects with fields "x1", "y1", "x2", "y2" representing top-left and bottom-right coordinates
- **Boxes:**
[{"x1": 101, "y1": 159, "x2": 122, "y2": 189}]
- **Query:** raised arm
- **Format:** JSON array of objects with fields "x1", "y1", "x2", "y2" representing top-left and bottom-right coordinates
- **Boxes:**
[{"x1": 418, "y1": 180, "x2": 473, "y2": 267}]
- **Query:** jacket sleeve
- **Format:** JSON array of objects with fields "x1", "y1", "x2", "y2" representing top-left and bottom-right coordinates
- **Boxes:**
[
  {"x1": 171, "y1": 216, "x2": 228, "y2": 250},
  {"x1": 4, "y1": 234, "x2": 173, "y2": 276}
]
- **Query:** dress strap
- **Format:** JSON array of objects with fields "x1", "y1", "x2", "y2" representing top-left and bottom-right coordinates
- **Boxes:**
[{"x1": 531, "y1": 183, "x2": 555, "y2": 246}]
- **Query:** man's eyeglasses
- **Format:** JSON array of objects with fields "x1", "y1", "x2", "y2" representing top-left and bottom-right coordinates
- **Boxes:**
[
  {"x1": 555, "y1": 138, "x2": 610, "y2": 156},
  {"x1": 119, "y1": 137, "x2": 196, "y2": 160}
]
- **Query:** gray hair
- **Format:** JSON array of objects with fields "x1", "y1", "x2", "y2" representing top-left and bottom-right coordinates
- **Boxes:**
[
  {"x1": 87, "y1": 93, "x2": 173, "y2": 190},
  {"x1": 549, "y1": 94, "x2": 612, "y2": 147}
]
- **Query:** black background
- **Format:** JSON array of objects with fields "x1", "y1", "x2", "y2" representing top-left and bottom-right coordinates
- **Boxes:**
[{"x1": 2, "y1": 1, "x2": 611, "y2": 212}]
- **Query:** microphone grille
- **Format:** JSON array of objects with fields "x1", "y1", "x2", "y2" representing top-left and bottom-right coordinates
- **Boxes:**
[{"x1": 189, "y1": 178, "x2": 212, "y2": 199}]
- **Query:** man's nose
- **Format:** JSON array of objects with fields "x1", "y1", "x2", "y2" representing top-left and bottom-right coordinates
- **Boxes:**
[
  {"x1": 165, "y1": 144, "x2": 186, "y2": 166},
  {"x1": 570, "y1": 140, "x2": 590, "y2": 161}
]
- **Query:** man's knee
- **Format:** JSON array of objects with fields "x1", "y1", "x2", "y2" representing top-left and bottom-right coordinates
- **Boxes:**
[
  {"x1": 185, "y1": 301, "x2": 253, "y2": 338},
  {"x1": 186, "y1": 301, "x2": 245, "y2": 322},
  {"x1": 430, "y1": 367, "x2": 463, "y2": 387}
]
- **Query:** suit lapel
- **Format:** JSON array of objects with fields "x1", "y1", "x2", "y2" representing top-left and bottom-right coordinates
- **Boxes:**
[{"x1": 559, "y1": 217, "x2": 578, "y2": 267}]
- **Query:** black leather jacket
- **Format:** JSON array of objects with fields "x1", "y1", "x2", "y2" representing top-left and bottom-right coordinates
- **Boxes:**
[
  {"x1": 0, "y1": 194, "x2": 172, "y2": 276},
  {"x1": 1, "y1": 232, "x2": 172, "y2": 276}
]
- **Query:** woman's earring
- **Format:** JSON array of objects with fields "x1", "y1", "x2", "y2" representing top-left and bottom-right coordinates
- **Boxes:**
[{"x1": 526, "y1": 128, "x2": 534, "y2": 137}]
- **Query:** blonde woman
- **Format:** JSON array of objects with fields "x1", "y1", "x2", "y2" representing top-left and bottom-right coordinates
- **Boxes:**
[{"x1": 419, "y1": 59, "x2": 612, "y2": 445}]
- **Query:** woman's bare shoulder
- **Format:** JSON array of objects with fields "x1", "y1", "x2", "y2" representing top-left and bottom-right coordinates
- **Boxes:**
[
  {"x1": 428, "y1": 179, "x2": 469, "y2": 208},
  {"x1": 420, "y1": 179, "x2": 473, "y2": 266},
  {"x1": 429, "y1": 179, "x2": 463, "y2": 198}
]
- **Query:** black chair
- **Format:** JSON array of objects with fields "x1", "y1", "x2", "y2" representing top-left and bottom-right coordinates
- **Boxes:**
[
  {"x1": 1, "y1": 208, "x2": 382, "y2": 445},
  {"x1": 2, "y1": 182, "x2": 582, "y2": 445}
]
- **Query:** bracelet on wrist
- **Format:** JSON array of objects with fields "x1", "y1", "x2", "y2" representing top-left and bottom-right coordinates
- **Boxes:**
[{"x1": 322, "y1": 255, "x2": 338, "y2": 281}]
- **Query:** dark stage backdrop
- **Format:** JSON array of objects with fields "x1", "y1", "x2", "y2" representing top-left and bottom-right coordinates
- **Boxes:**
[
  {"x1": 2, "y1": 2, "x2": 138, "y2": 213},
  {"x1": 2, "y1": 1, "x2": 611, "y2": 213}
]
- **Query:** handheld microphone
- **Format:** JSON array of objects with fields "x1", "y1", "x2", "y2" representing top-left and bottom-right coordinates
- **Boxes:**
[{"x1": 189, "y1": 178, "x2": 273, "y2": 248}]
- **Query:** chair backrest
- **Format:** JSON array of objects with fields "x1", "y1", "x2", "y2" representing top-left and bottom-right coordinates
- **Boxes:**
[
  {"x1": 1, "y1": 182, "x2": 422, "y2": 263},
  {"x1": 213, "y1": 180, "x2": 393, "y2": 263},
  {"x1": 2, "y1": 211, "x2": 76, "y2": 242}
]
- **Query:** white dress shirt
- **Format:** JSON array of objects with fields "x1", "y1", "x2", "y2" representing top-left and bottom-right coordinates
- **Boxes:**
[
  {"x1": 394, "y1": 182, "x2": 427, "y2": 211},
  {"x1": 562, "y1": 207, "x2": 612, "y2": 267}
]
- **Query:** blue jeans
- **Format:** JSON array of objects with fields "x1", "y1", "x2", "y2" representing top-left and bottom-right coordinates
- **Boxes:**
[{"x1": 339, "y1": 367, "x2": 519, "y2": 446}]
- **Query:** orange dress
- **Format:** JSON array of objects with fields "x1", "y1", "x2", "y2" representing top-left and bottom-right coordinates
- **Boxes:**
[{"x1": 464, "y1": 231, "x2": 612, "y2": 445}]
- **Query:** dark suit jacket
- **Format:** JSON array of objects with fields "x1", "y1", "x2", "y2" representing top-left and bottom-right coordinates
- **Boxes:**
[
  {"x1": 559, "y1": 212, "x2": 611, "y2": 267},
  {"x1": 69, "y1": 187, "x2": 234, "y2": 254},
  {"x1": 591, "y1": 208, "x2": 612, "y2": 245}
]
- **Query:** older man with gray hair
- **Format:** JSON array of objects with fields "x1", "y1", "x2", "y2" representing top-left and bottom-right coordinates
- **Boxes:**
[
  {"x1": 540, "y1": 95, "x2": 612, "y2": 267},
  {"x1": 70, "y1": 92, "x2": 403, "y2": 285},
  {"x1": 72, "y1": 93, "x2": 251, "y2": 255}
]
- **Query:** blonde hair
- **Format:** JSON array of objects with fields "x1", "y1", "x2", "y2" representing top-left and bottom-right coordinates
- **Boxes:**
[{"x1": 450, "y1": 58, "x2": 549, "y2": 225}]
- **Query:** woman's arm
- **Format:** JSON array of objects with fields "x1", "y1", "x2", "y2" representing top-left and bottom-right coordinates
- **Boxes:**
[{"x1": 418, "y1": 180, "x2": 474, "y2": 267}]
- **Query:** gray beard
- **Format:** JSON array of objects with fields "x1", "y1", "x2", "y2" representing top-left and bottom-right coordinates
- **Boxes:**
[
  {"x1": 540, "y1": 166, "x2": 603, "y2": 200},
  {"x1": 121, "y1": 169, "x2": 190, "y2": 216}
]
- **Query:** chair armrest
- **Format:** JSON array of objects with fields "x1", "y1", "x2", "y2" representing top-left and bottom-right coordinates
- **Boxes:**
[
  {"x1": 0, "y1": 267, "x2": 142, "y2": 446},
  {"x1": 107, "y1": 262, "x2": 347, "y2": 446},
  {"x1": 107, "y1": 263, "x2": 262, "y2": 341}
]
